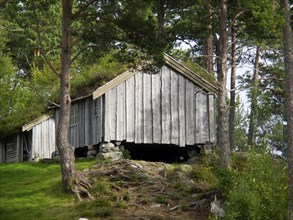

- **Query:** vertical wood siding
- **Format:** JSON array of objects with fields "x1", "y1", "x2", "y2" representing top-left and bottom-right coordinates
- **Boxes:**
[
  {"x1": 31, "y1": 118, "x2": 56, "y2": 159},
  {"x1": 2, "y1": 135, "x2": 22, "y2": 163},
  {"x1": 103, "y1": 65, "x2": 215, "y2": 146},
  {"x1": 52, "y1": 66, "x2": 216, "y2": 148},
  {"x1": 0, "y1": 141, "x2": 4, "y2": 162}
]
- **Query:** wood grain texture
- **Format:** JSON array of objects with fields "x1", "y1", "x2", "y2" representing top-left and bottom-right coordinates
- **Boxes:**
[
  {"x1": 178, "y1": 74, "x2": 186, "y2": 147},
  {"x1": 151, "y1": 71, "x2": 162, "y2": 144},
  {"x1": 171, "y1": 70, "x2": 179, "y2": 145},
  {"x1": 126, "y1": 76, "x2": 135, "y2": 142},
  {"x1": 143, "y1": 73, "x2": 153, "y2": 143},
  {"x1": 161, "y1": 66, "x2": 171, "y2": 144},
  {"x1": 185, "y1": 79, "x2": 195, "y2": 145},
  {"x1": 116, "y1": 82, "x2": 125, "y2": 141},
  {"x1": 135, "y1": 73, "x2": 144, "y2": 143}
]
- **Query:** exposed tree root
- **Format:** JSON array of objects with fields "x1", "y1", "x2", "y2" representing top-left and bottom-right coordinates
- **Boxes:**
[{"x1": 70, "y1": 172, "x2": 94, "y2": 201}]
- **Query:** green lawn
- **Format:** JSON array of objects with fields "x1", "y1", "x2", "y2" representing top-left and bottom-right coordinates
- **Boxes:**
[{"x1": 0, "y1": 159, "x2": 97, "y2": 220}]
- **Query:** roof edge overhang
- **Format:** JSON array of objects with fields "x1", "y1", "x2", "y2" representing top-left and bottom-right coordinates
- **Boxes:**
[
  {"x1": 91, "y1": 53, "x2": 219, "y2": 100},
  {"x1": 22, "y1": 115, "x2": 51, "y2": 132},
  {"x1": 163, "y1": 53, "x2": 219, "y2": 94}
]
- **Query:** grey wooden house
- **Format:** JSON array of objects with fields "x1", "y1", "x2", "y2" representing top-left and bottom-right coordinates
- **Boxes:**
[
  {"x1": 56, "y1": 53, "x2": 218, "y2": 150},
  {"x1": 0, "y1": 115, "x2": 56, "y2": 163},
  {"x1": 0, "y1": 53, "x2": 218, "y2": 163}
]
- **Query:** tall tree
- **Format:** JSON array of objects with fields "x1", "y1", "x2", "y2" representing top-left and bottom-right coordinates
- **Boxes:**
[
  {"x1": 229, "y1": 26, "x2": 237, "y2": 151},
  {"x1": 56, "y1": 0, "x2": 89, "y2": 199},
  {"x1": 282, "y1": 0, "x2": 293, "y2": 217},
  {"x1": 247, "y1": 46, "x2": 261, "y2": 148},
  {"x1": 217, "y1": 0, "x2": 230, "y2": 167}
]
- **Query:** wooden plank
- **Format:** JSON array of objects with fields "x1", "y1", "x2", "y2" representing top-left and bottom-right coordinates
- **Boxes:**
[
  {"x1": 151, "y1": 70, "x2": 162, "y2": 144},
  {"x1": 185, "y1": 79, "x2": 195, "y2": 145},
  {"x1": 178, "y1": 74, "x2": 186, "y2": 147},
  {"x1": 135, "y1": 72, "x2": 143, "y2": 143},
  {"x1": 32, "y1": 125, "x2": 38, "y2": 159},
  {"x1": 143, "y1": 72, "x2": 153, "y2": 143},
  {"x1": 49, "y1": 118, "x2": 56, "y2": 156},
  {"x1": 196, "y1": 92, "x2": 207, "y2": 143},
  {"x1": 126, "y1": 76, "x2": 135, "y2": 142},
  {"x1": 104, "y1": 92, "x2": 111, "y2": 142},
  {"x1": 42, "y1": 121, "x2": 48, "y2": 158},
  {"x1": 93, "y1": 69, "x2": 136, "y2": 100},
  {"x1": 202, "y1": 94, "x2": 209, "y2": 142},
  {"x1": 209, "y1": 95, "x2": 216, "y2": 143},
  {"x1": 161, "y1": 66, "x2": 171, "y2": 144},
  {"x1": 0, "y1": 141, "x2": 4, "y2": 163},
  {"x1": 22, "y1": 115, "x2": 51, "y2": 132},
  {"x1": 163, "y1": 54, "x2": 219, "y2": 95},
  {"x1": 108, "y1": 87, "x2": 117, "y2": 141},
  {"x1": 97, "y1": 97, "x2": 103, "y2": 143},
  {"x1": 84, "y1": 98, "x2": 90, "y2": 146},
  {"x1": 79, "y1": 102, "x2": 85, "y2": 147},
  {"x1": 170, "y1": 69, "x2": 179, "y2": 145},
  {"x1": 116, "y1": 82, "x2": 125, "y2": 141}
]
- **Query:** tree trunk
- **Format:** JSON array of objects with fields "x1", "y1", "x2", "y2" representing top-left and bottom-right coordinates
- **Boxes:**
[
  {"x1": 56, "y1": 0, "x2": 92, "y2": 200},
  {"x1": 247, "y1": 46, "x2": 260, "y2": 148},
  {"x1": 229, "y1": 26, "x2": 237, "y2": 151},
  {"x1": 157, "y1": 0, "x2": 166, "y2": 40},
  {"x1": 282, "y1": 0, "x2": 293, "y2": 218},
  {"x1": 202, "y1": 0, "x2": 213, "y2": 74},
  {"x1": 217, "y1": 0, "x2": 230, "y2": 167}
]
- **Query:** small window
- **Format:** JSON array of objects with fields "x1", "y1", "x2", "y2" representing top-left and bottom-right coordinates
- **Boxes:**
[{"x1": 70, "y1": 105, "x2": 78, "y2": 126}]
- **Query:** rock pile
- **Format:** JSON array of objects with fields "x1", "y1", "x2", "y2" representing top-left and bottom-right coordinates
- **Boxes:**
[{"x1": 96, "y1": 142, "x2": 123, "y2": 161}]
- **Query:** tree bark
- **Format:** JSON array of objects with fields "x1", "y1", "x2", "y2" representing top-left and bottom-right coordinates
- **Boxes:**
[
  {"x1": 247, "y1": 46, "x2": 260, "y2": 148},
  {"x1": 202, "y1": 0, "x2": 214, "y2": 74},
  {"x1": 217, "y1": 0, "x2": 230, "y2": 167},
  {"x1": 229, "y1": 26, "x2": 237, "y2": 151},
  {"x1": 282, "y1": 0, "x2": 293, "y2": 218},
  {"x1": 56, "y1": 0, "x2": 92, "y2": 200},
  {"x1": 157, "y1": 0, "x2": 166, "y2": 40}
]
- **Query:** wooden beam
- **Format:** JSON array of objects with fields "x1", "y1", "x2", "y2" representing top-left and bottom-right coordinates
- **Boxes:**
[
  {"x1": 93, "y1": 69, "x2": 136, "y2": 100},
  {"x1": 163, "y1": 53, "x2": 219, "y2": 95},
  {"x1": 22, "y1": 115, "x2": 51, "y2": 132}
]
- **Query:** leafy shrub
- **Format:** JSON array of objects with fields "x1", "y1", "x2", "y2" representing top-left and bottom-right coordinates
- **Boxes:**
[{"x1": 224, "y1": 152, "x2": 287, "y2": 220}]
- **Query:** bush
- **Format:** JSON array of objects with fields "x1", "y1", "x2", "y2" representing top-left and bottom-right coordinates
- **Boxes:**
[{"x1": 224, "y1": 152, "x2": 287, "y2": 220}]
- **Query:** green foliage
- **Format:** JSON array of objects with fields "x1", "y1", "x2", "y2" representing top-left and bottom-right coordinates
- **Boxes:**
[
  {"x1": 234, "y1": 96, "x2": 249, "y2": 151},
  {"x1": 171, "y1": 49, "x2": 218, "y2": 86},
  {"x1": 224, "y1": 152, "x2": 288, "y2": 220},
  {"x1": 70, "y1": 53, "x2": 126, "y2": 99}
]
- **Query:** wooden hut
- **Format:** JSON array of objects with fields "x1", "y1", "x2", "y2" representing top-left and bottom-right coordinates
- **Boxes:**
[
  {"x1": 0, "y1": 133, "x2": 23, "y2": 163},
  {"x1": 55, "y1": 53, "x2": 218, "y2": 149},
  {"x1": 22, "y1": 115, "x2": 56, "y2": 160}
]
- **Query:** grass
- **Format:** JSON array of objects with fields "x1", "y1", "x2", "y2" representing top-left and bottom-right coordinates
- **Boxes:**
[{"x1": 0, "y1": 158, "x2": 97, "y2": 220}]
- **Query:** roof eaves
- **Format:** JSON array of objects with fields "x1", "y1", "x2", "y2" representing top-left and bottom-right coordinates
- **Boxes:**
[{"x1": 163, "y1": 53, "x2": 219, "y2": 94}]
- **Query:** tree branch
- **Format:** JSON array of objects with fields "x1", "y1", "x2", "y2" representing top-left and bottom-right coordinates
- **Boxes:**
[
  {"x1": 72, "y1": 0, "x2": 96, "y2": 20},
  {"x1": 71, "y1": 44, "x2": 100, "y2": 63},
  {"x1": 32, "y1": 3, "x2": 60, "y2": 77}
]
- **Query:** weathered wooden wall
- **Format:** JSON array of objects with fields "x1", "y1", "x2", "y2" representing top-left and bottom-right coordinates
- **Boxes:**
[
  {"x1": 103, "y1": 65, "x2": 216, "y2": 146},
  {"x1": 0, "y1": 141, "x2": 5, "y2": 163},
  {"x1": 0, "y1": 134, "x2": 23, "y2": 163},
  {"x1": 54, "y1": 64, "x2": 216, "y2": 149},
  {"x1": 31, "y1": 118, "x2": 56, "y2": 159},
  {"x1": 55, "y1": 96, "x2": 104, "y2": 148}
]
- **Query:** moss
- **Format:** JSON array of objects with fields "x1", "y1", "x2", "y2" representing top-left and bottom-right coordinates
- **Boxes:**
[{"x1": 181, "y1": 59, "x2": 217, "y2": 86}]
